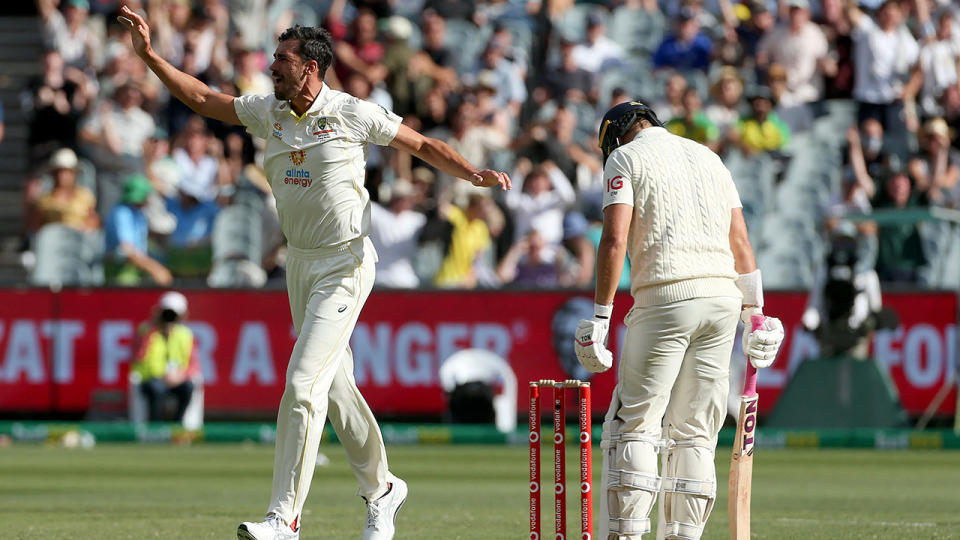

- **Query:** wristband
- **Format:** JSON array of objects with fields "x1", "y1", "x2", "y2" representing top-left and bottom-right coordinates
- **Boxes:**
[
  {"x1": 594, "y1": 303, "x2": 613, "y2": 319},
  {"x1": 734, "y1": 269, "x2": 763, "y2": 308}
]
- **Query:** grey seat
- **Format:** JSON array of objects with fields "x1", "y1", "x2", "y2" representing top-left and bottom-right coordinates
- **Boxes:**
[
  {"x1": 211, "y1": 204, "x2": 262, "y2": 264},
  {"x1": 30, "y1": 224, "x2": 104, "y2": 286},
  {"x1": 208, "y1": 204, "x2": 265, "y2": 288}
]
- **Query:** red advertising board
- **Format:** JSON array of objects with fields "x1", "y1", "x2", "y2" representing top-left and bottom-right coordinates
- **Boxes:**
[{"x1": 0, "y1": 288, "x2": 954, "y2": 418}]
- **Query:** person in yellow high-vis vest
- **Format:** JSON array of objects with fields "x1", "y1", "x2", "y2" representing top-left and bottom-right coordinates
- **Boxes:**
[{"x1": 131, "y1": 291, "x2": 198, "y2": 422}]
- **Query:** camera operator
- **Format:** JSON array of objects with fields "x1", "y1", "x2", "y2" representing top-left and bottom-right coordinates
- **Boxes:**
[
  {"x1": 802, "y1": 230, "x2": 897, "y2": 358},
  {"x1": 130, "y1": 291, "x2": 198, "y2": 422}
]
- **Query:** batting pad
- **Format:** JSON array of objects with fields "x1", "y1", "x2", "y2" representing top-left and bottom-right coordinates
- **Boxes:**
[
  {"x1": 601, "y1": 420, "x2": 662, "y2": 539},
  {"x1": 656, "y1": 440, "x2": 716, "y2": 540}
]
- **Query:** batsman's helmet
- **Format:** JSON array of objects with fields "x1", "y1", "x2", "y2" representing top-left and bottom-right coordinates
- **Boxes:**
[{"x1": 598, "y1": 101, "x2": 663, "y2": 165}]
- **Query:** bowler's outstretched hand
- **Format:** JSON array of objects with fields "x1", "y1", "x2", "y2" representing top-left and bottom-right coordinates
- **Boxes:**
[
  {"x1": 472, "y1": 169, "x2": 512, "y2": 190},
  {"x1": 117, "y1": 5, "x2": 151, "y2": 57}
]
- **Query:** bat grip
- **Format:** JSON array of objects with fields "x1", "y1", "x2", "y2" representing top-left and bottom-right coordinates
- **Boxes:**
[{"x1": 742, "y1": 314, "x2": 765, "y2": 397}]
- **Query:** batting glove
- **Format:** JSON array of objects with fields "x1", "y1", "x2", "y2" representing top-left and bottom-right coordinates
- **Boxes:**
[
  {"x1": 741, "y1": 307, "x2": 784, "y2": 369},
  {"x1": 575, "y1": 303, "x2": 614, "y2": 373}
]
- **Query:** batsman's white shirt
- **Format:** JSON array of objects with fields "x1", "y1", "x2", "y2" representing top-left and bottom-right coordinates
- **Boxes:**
[
  {"x1": 234, "y1": 86, "x2": 400, "y2": 526},
  {"x1": 235, "y1": 84, "x2": 401, "y2": 249},
  {"x1": 602, "y1": 126, "x2": 742, "y2": 307}
]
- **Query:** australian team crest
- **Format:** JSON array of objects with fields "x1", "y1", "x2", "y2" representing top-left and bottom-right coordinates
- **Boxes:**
[
  {"x1": 313, "y1": 116, "x2": 335, "y2": 138},
  {"x1": 289, "y1": 150, "x2": 306, "y2": 166}
]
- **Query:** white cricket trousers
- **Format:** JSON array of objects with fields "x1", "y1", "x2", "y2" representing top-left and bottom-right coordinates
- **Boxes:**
[
  {"x1": 269, "y1": 236, "x2": 389, "y2": 525},
  {"x1": 601, "y1": 295, "x2": 740, "y2": 539}
]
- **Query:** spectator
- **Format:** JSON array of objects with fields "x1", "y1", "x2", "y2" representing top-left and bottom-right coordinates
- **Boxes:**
[
  {"x1": 163, "y1": 171, "x2": 219, "y2": 278},
  {"x1": 665, "y1": 87, "x2": 720, "y2": 151},
  {"x1": 489, "y1": 21, "x2": 529, "y2": 76},
  {"x1": 766, "y1": 63, "x2": 814, "y2": 133},
  {"x1": 847, "y1": 117, "x2": 896, "y2": 184},
  {"x1": 473, "y1": 72, "x2": 507, "y2": 125},
  {"x1": 420, "y1": 9, "x2": 458, "y2": 72},
  {"x1": 571, "y1": 12, "x2": 626, "y2": 74},
  {"x1": 652, "y1": 72, "x2": 689, "y2": 122},
  {"x1": 734, "y1": 86, "x2": 792, "y2": 156},
  {"x1": 516, "y1": 105, "x2": 601, "y2": 186},
  {"x1": 757, "y1": 0, "x2": 835, "y2": 107},
  {"x1": 234, "y1": 48, "x2": 273, "y2": 96},
  {"x1": 79, "y1": 82, "x2": 155, "y2": 212},
  {"x1": 36, "y1": 0, "x2": 96, "y2": 69},
  {"x1": 29, "y1": 148, "x2": 98, "y2": 232},
  {"x1": 25, "y1": 49, "x2": 93, "y2": 161},
  {"x1": 653, "y1": 8, "x2": 713, "y2": 72},
  {"x1": 172, "y1": 118, "x2": 223, "y2": 203},
  {"x1": 330, "y1": 7, "x2": 388, "y2": 85},
  {"x1": 142, "y1": 128, "x2": 179, "y2": 235},
  {"x1": 104, "y1": 174, "x2": 172, "y2": 286},
  {"x1": 819, "y1": 0, "x2": 856, "y2": 99},
  {"x1": 560, "y1": 211, "x2": 595, "y2": 288},
  {"x1": 417, "y1": 84, "x2": 452, "y2": 133},
  {"x1": 705, "y1": 66, "x2": 744, "y2": 141},
  {"x1": 843, "y1": 121, "x2": 885, "y2": 208},
  {"x1": 536, "y1": 37, "x2": 596, "y2": 104},
  {"x1": 471, "y1": 42, "x2": 527, "y2": 117},
  {"x1": 908, "y1": 10, "x2": 960, "y2": 119},
  {"x1": 434, "y1": 194, "x2": 495, "y2": 288},
  {"x1": 848, "y1": 0, "x2": 919, "y2": 128},
  {"x1": 130, "y1": 291, "x2": 199, "y2": 423},
  {"x1": 370, "y1": 180, "x2": 426, "y2": 288},
  {"x1": 680, "y1": 0, "x2": 720, "y2": 32},
  {"x1": 504, "y1": 161, "x2": 576, "y2": 245},
  {"x1": 380, "y1": 16, "x2": 422, "y2": 117},
  {"x1": 411, "y1": 166, "x2": 438, "y2": 214},
  {"x1": 496, "y1": 230, "x2": 567, "y2": 287},
  {"x1": 165, "y1": 178, "x2": 220, "y2": 250},
  {"x1": 909, "y1": 117, "x2": 960, "y2": 206},
  {"x1": 828, "y1": 125, "x2": 882, "y2": 243},
  {"x1": 874, "y1": 171, "x2": 928, "y2": 282},
  {"x1": 942, "y1": 84, "x2": 960, "y2": 150},
  {"x1": 734, "y1": 1, "x2": 777, "y2": 61}
]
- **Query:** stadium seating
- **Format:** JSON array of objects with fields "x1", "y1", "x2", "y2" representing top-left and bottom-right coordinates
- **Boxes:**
[
  {"x1": 207, "y1": 202, "x2": 266, "y2": 288},
  {"x1": 30, "y1": 223, "x2": 104, "y2": 287}
]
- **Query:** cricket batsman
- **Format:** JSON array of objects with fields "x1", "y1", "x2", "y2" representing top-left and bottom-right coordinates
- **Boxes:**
[
  {"x1": 574, "y1": 101, "x2": 785, "y2": 539},
  {"x1": 119, "y1": 7, "x2": 511, "y2": 540}
]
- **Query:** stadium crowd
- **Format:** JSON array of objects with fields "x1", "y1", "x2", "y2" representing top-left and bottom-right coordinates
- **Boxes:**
[{"x1": 17, "y1": 0, "x2": 960, "y2": 289}]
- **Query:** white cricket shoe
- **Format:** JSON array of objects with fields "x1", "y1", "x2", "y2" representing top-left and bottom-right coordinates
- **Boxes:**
[
  {"x1": 237, "y1": 513, "x2": 300, "y2": 540},
  {"x1": 362, "y1": 474, "x2": 408, "y2": 540}
]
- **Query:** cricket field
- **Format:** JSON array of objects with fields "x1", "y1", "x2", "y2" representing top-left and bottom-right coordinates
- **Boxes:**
[{"x1": 3, "y1": 443, "x2": 960, "y2": 539}]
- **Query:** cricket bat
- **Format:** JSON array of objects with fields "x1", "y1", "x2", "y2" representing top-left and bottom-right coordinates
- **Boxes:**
[{"x1": 728, "y1": 314, "x2": 764, "y2": 540}]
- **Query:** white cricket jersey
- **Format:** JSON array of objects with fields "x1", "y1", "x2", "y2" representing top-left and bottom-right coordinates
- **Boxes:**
[
  {"x1": 602, "y1": 127, "x2": 743, "y2": 307},
  {"x1": 234, "y1": 85, "x2": 402, "y2": 249}
]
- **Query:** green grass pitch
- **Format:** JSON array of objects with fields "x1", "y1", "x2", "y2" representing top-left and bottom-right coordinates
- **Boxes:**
[{"x1": 3, "y1": 443, "x2": 960, "y2": 539}]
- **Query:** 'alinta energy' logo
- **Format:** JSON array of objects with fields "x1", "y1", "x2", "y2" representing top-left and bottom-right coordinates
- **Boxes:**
[
  {"x1": 285, "y1": 150, "x2": 311, "y2": 188},
  {"x1": 273, "y1": 122, "x2": 283, "y2": 139}
]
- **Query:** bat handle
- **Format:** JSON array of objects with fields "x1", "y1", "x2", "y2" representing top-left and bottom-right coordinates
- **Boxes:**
[{"x1": 743, "y1": 314, "x2": 765, "y2": 397}]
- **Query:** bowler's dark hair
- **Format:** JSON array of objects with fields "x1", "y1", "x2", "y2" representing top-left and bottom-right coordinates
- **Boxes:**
[{"x1": 278, "y1": 25, "x2": 334, "y2": 75}]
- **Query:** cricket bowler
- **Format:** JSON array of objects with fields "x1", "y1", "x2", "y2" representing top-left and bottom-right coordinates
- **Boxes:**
[
  {"x1": 119, "y1": 8, "x2": 511, "y2": 540},
  {"x1": 574, "y1": 101, "x2": 785, "y2": 539}
]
